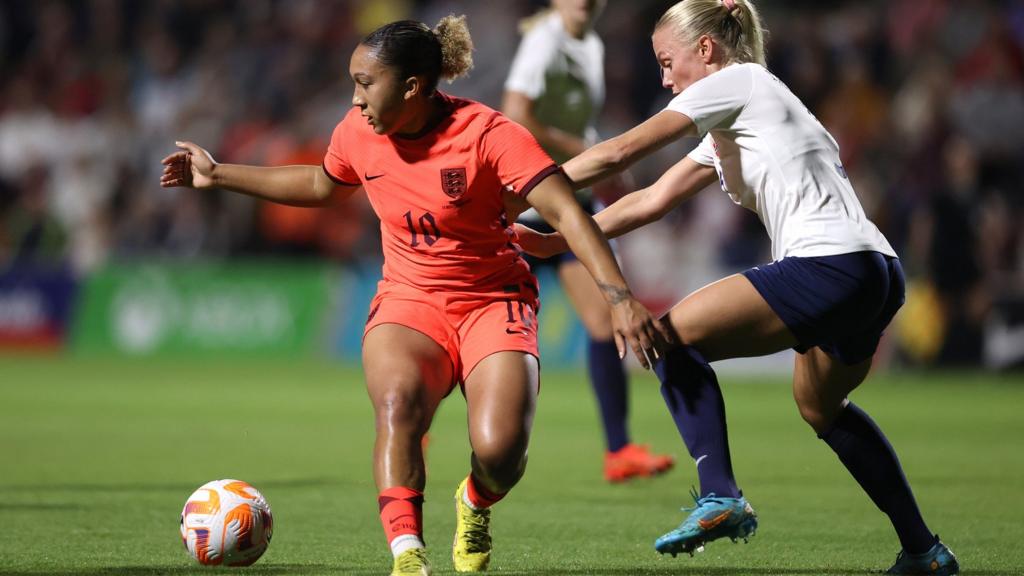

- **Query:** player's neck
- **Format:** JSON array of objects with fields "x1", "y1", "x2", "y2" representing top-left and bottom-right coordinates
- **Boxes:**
[
  {"x1": 394, "y1": 93, "x2": 448, "y2": 139},
  {"x1": 706, "y1": 62, "x2": 726, "y2": 75}
]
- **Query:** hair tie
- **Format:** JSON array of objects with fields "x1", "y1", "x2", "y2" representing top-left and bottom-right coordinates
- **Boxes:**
[{"x1": 722, "y1": 0, "x2": 737, "y2": 10}]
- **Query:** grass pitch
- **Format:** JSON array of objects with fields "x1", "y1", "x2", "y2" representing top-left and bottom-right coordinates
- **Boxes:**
[{"x1": 1, "y1": 355, "x2": 1021, "y2": 575}]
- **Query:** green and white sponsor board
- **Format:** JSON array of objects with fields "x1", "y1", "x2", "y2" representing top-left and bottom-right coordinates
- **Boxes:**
[{"x1": 71, "y1": 262, "x2": 331, "y2": 356}]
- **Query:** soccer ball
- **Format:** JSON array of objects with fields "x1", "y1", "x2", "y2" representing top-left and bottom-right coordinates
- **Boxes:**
[{"x1": 180, "y1": 479, "x2": 273, "y2": 566}]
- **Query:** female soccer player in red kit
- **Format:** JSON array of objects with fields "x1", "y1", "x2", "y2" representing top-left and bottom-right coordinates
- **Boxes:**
[{"x1": 160, "y1": 15, "x2": 668, "y2": 576}]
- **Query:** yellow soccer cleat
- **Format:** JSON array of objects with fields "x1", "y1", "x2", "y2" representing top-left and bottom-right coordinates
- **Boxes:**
[
  {"x1": 391, "y1": 547, "x2": 431, "y2": 576},
  {"x1": 452, "y1": 478, "x2": 491, "y2": 572}
]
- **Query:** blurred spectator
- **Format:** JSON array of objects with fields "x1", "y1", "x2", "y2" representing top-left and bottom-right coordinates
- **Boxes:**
[
  {"x1": 2, "y1": 165, "x2": 67, "y2": 266},
  {"x1": 907, "y1": 137, "x2": 988, "y2": 365}
]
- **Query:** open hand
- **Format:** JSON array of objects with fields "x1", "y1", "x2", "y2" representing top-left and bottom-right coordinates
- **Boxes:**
[
  {"x1": 609, "y1": 296, "x2": 675, "y2": 370},
  {"x1": 160, "y1": 141, "x2": 217, "y2": 189}
]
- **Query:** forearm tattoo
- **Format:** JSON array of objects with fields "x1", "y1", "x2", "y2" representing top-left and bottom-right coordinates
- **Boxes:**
[{"x1": 598, "y1": 282, "x2": 632, "y2": 305}]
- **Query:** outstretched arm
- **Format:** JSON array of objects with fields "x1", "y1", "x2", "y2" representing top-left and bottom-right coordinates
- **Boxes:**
[
  {"x1": 516, "y1": 156, "x2": 717, "y2": 258},
  {"x1": 160, "y1": 141, "x2": 359, "y2": 206},
  {"x1": 561, "y1": 111, "x2": 696, "y2": 189},
  {"x1": 592, "y1": 156, "x2": 717, "y2": 237},
  {"x1": 523, "y1": 172, "x2": 674, "y2": 368}
]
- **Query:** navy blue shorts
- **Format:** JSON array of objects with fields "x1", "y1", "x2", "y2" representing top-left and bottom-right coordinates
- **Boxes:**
[{"x1": 742, "y1": 251, "x2": 905, "y2": 365}]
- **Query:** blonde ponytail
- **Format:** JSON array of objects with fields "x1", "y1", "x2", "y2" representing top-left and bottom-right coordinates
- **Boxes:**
[{"x1": 656, "y1": 0, "x2": 768, "y2": 66}]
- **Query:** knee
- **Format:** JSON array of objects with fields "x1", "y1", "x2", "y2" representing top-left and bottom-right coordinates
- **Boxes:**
[
  {"x1": 373, "y1": 388, "x2": 427, "y2": 433},
  {"x1": 655, "y1": 343, "x2": 713, "y2": 384},
  {"x1": 672, "y1": 322, "x2": 712, "y2": 350},
  {"x1": 472, "y1": 436, "x2": 528, "y2": 484},
  {"x1": 794, "y1": 396, "x2": 836, "y2": 435}
]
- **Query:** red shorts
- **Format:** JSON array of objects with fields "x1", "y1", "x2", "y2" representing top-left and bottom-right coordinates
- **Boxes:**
[{"x1": 363, "y1": 280, "x2": 540, "y2": 394}]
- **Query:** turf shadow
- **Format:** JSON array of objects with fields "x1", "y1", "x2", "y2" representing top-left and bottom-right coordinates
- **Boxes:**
[
  {"x1": 0, "y1": 568, "x2": 1011, "y2": 576},
  {"x1": 0, "y1": 564, "x2": 335, "y2": 576},
  {"x1": 0, "y1": 482, "x2": 201, "y2": 494},
  {"x1": 0, "y1": 502, "x2": 84, "y2": 511},
  {"x1": 492, "y1": 568, "x2": 1009, "y2": 576},
  {"x1": 0, "y1": 477, "x2": 347, "y2": 495}
]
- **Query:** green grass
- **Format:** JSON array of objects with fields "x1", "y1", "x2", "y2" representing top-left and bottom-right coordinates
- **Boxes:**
[{"x1": 1, "y1": 355, "x2": 1022, "y2": 575}]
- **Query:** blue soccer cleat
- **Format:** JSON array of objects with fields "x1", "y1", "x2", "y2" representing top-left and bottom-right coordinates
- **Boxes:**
[
  {"x1": 655, "y1": 488, "x2": 758, "y2": 557},
  {"x1": 886, "y1": 537, "x2": 959, "y2": 575}
]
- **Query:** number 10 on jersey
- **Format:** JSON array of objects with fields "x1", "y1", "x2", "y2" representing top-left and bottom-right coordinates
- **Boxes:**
[{"x1": 404, "y1": 210, "x2": 441, "y2": 247}]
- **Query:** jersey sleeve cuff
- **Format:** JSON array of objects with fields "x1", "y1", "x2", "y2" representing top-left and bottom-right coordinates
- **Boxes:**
[
  {"x1": 518, "y1": 164, "x2": 562, "y2": 198},
  {"x1": 322, "y1": 163, "x2": 360, "y2": 186},
  {"x1": 663, "y1": 107, "x2": 707, "y2": 138},
  {"x1": 686, "y1": 152, "x2": 716, "y2": 167}
]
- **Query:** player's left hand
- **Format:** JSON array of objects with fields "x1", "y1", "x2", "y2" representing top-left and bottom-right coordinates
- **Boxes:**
[
  {"x1": 610, "y1": 296, "x2": 675, "y2": 370},
  {"x1": 513, "y1": 223, "x2": 569, "y2": 258}
]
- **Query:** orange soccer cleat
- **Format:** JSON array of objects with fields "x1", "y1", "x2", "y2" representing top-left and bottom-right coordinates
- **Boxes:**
[{"x1": 604, "y1": 443, "x2": 675, "y2": 483}]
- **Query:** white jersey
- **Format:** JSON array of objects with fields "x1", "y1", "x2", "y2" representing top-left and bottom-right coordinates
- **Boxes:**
[
  {"x1": 504, "y1": 11, "x2": 604, "y2": 165},
  {"x1": 668, "y1": 63, "x2": 896, "y2": 261}
]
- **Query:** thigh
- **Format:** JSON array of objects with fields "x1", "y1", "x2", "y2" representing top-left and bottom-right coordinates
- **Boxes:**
[
  {"x1": 463, "y1": 350, "x2": 540, "y2": 452},
  {"x1": 792, "y1": 346, "x2": 872, "y2": 432},
  {"x1": 364, "y1": 283, "x2": 460, "y2": 399},
  {"x1": 456, "y1": 296, "x2": 539, "y2": 384},
  {"x1": 363, "y1": 323, "x2": 454, "y2": 418},
  {"x1": 665, "y1": 273, "x2": 798, "y2": 362},
  {"x1": 558, "y1": 260, "x2": 613, "y2": 340}
]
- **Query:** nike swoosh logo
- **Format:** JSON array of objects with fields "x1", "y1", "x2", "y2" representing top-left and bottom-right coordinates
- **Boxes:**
[
  {"x1": 365, "y1": 173, "x2": 385, "y2": 181},
  {"x1": 697, "y1": 510, "x2": 731, "y2": 531},
  {"x1": 505, "y1": 328, "x2": 526, "y2": 335},
  {"x1": 389, "y1": 513, "x2": 415, "y2": 524},
  {"x1": 695, "y1": 454, "x2": 708, "y2": 468}
]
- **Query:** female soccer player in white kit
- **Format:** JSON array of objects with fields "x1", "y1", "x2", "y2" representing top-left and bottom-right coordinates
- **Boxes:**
[
  {"x1": 503, "y1": 0, "x2": 674, "y2": 483},
  {"x1": 516, "y1": 1, "x2": 959, "y2": 573}
]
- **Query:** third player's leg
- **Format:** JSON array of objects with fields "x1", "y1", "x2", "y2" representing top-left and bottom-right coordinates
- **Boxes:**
[
  {"x1": 559, "y1": 258, "x2": 625, "y2": 451},
  {"x1": 558, "y1": 260, "x2": 614, "y2": 340},
  {"x1": 463, "y1": 351, "x2": 540, "y2": 493},
  {"x1": 560, "y1": 259, "x2": 675, "y2": 479},
  {"x1": 363, "y1": 324, "x2": 453, "y2": 492}
]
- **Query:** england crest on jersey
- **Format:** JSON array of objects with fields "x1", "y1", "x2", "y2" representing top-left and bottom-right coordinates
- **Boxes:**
[{"x1": 441, "y1": 168, "x2": 467, "y2": 199}]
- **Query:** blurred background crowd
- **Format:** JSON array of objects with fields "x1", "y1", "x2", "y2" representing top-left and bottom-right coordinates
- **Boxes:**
[{"x1": 1, "y1": 0, "x2": 1022, "y2": 369}]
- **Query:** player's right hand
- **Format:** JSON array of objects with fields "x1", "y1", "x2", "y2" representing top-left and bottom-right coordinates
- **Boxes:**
[
  {"x1": 610, "y1": 296, "x2": 674, "y2": 370},
  {"x1": 160, "y1": 141, "x2": 217, "y2": 189},
  {"x1": 512, "y1": 223, "x2": 569, "y2": 258}
]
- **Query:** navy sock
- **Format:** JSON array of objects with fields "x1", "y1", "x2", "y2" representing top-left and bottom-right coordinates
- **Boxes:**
[
  {"x1": 655, "y1": 346, "x2": 739, "y2": 498},
  {"x1": 588, "y1": 338, "x2": 630, "y2": 452},
  {"x1": 819, "y1": 402, "x2": 936, "y2": 554}
]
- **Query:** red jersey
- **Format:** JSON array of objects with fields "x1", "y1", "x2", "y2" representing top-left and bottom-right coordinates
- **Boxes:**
[{"x1": 323, "y1": 93, "x2": 558, "y2": 294}]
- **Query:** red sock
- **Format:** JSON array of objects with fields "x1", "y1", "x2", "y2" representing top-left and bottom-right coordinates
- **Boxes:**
[
  {"x1": 378, "y1": 487, "x2": 424, "y2": 548},
  {"x1": 465, "y1": 474, "x2": 506, "y2": 509}
]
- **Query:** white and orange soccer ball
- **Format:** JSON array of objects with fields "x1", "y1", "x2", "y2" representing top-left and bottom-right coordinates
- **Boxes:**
[{"x1": 180, "y1": 479, "x2": 273, "y2": 567}]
